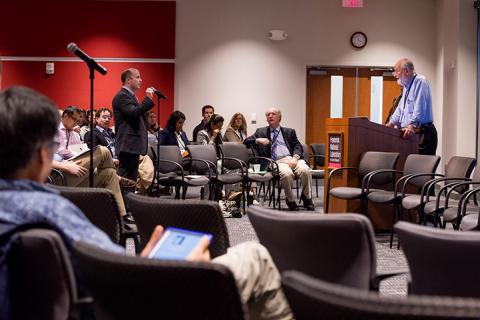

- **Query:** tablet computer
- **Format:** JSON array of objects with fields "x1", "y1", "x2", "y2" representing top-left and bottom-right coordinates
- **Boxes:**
[{"x1": 148, "y1": 227, "x2": 213, "y2": 260}]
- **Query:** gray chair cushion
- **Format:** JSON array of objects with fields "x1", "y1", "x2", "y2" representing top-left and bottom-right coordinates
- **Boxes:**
[
  {"x1": 329, "y1": 187, "x2": 364, "y2": 200},
  {"x1": 423, "y1": 198, "x2": 446, "y2": 215},
  {"x1": 460, "y1": 213, "x2": 479, "y2": 231},
  {"x1": 443, "y1": 206, "x2": 477, "y2": 223},
  {"x1": 367, "y1": 190, "x2": 397, "y2": 204},
  {"x1": 401, "y1": 194, "x2": 423, "y2": 210}
]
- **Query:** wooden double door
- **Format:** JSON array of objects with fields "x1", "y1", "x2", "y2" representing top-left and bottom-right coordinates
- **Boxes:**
[{"x1": 305, "y1": 67, "x2": 401, "y2": 147}]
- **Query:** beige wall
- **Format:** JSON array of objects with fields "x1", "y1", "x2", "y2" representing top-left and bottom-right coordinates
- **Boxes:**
[{"x1": 175, "y1": 0, "x2": 477, "y2": 163}]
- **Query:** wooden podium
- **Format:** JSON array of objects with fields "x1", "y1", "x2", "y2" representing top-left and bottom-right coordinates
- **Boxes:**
[{"x1": 324, "y1": 117, "x2": 419, "y2": 230}]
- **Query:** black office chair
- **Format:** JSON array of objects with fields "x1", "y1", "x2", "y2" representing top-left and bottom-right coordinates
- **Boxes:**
[
  {"x1": 282, "y1": 270, "x2": 480, "y2": 320},
  {"x1": 248, "y1": 206, "x2": 405, "y2": 291},
  {"x1": 73, "y1": 240, "x2": 245, "y2": 320},
  {"x1": 9, "y1": 228, "x2": 92, "y2": 320},
  {"x1": 395, "y1": 221, "x2": 480, "y2": 297}
]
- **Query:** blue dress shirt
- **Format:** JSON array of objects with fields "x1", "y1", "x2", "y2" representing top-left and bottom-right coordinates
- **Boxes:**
[{"x1": 388, "y1": 74, "x2": 433, "y2": 128}]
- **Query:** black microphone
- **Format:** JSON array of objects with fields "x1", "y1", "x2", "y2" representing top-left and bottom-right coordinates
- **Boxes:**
[
  {"x1": 150, "y1": 87, "x2": 167, "y2": 99},
  {"x1": 67, "y1": 42, "x2": 107, "y2": 75}
]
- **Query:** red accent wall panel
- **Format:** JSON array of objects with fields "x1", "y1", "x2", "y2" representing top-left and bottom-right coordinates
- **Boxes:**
[
  {"x1": 0, "y1": 1, "x2": 175, "y2": 58},
  {"x1": 1, "y1": 61, "x2": 174, "y2": 126}
]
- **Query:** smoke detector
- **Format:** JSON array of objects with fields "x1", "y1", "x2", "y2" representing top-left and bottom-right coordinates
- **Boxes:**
[{"x1": 268, "y1": 30, "x2": 287, "y2": 41}]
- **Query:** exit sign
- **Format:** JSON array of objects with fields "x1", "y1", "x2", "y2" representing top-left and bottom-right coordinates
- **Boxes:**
[{"x1": 342, "y1": 0, "x2": 363, "y2": 8}]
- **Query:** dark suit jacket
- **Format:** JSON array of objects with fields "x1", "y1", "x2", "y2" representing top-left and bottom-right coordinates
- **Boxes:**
[
  {"x1": 112, "y1": 88, "x2": 154, "y2": 155},
  {"x1": 158, "y1": 129, "x2": 190, "y2": 148},
  {"x1": 244, "y1": 126, "x2": 303, "y2": 159},
  {"x1": 84, "y1": 126, "x2": 115, "y2": 156}
]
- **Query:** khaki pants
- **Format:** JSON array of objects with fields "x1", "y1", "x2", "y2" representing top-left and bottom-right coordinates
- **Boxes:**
[
  {"x1": 213, "y1": 242, "x2": 293, "y2": 320},
  {"x1": 62, "y1": 146, "x2": 127, "y2": 216},
  {"x1": 136, "y1": 155, "x2": 154, "y2": 195},
  {"x1": 276, "y1": 156, "x2": 312, "y2": 202}
]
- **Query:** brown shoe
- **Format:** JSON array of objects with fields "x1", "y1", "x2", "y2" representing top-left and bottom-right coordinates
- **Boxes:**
[{"x1": 118, "y1": 175, "x2": 136, "y2": 188}]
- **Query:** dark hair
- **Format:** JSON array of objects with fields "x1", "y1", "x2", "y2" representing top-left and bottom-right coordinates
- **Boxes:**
[
  {"x1": 166, "y1": 111, "x2": 186, "y2": 132},
  {"x1": 121, "y1": 68, "x2": 135, "y2": 84},
  {"x1": 0, "y1": 86, "x2": 59, "y2": 178},
  {"x1": 202, "y1": 105, "x2": 214, "y2": 114},
  {"x1": 62, "y1": 105, "x2": 81, "y2": 118},
  {"x1": 206, "y1": 114, "x2": 224, "y2": 145},
  {"x1": 95, "y1": 107, "x2": 112, "y2": 118}
]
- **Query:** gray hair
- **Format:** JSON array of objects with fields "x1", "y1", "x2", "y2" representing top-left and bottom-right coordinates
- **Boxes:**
[
  {"x1": 400, "y1": 59, "x2": 415, "y2": 71},
  {"x1": 265, "y1": 107, "x2": 282, "y2": 120}
]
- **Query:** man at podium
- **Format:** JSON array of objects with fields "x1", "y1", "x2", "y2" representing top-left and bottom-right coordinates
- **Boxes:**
[{"x1": 387, "y1": 58, "x2": 437, "y2": 155}]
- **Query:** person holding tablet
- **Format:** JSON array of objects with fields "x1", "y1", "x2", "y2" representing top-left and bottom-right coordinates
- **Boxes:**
[{"x1": 0, "y1": 86, "x2": 292, "y2": 320}]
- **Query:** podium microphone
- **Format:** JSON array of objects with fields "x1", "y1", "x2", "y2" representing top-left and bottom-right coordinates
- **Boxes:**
[
  {"x1": 67, "y1": 42, "x2": 107, "y2": 75},
  {"x1": 150, "y1": 87, "x2": 167, "y2": 99}
]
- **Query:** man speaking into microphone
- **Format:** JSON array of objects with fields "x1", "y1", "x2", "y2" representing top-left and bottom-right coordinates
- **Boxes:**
[{"x1": 112, "y1": 68, "x2": 155, "y2": 182}]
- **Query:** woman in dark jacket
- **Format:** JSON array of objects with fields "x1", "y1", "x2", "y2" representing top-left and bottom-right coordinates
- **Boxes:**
[{"x1": 159, "y1": 111, "x2": 190, "y2": 158}]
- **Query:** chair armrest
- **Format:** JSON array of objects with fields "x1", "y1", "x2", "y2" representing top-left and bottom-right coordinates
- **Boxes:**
[
  {"x1": 456, "y1": 187, "x2": 480, "y2": 222},
  {"x1": 399, "y1": 173, "x2": 443, "y2": 202},
  {"x1": 248, "y1": 156, "x2": 280, "y2": 175},
  {"x1": 362, "y1": 169, "x2": 403, "y2": 194},
  {"x1": 221, "y1": 157, "x2": 248, "y2": 177},
  {"x1": 370, "y1": 268, "x2": 409, "y2": 291},
  {"x1": 326, "y1": 167, "x2": 359, "y2": 194},
  {"x1": 183, "y1": 158, "x2": 215, "y2": 179}
]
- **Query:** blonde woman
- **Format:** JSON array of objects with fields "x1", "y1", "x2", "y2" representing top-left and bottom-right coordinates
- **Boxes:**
[{"x1": 223, "y1": 112, "x2": 247, "y2": 143}]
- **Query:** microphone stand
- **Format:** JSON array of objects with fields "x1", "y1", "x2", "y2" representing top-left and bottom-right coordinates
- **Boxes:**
[
  {"x1": 88, "y1": 65, "x2": 95, "y2": 187},
  {"x1": 155, "y1": 94, "x2": 162, "y2": 193}
]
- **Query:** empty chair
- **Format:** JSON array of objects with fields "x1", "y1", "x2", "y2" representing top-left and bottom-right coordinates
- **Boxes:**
[
  {"x1": 395, "y1": 221, "x2": 480, "y2": 297},
  {"x1": 45, "y1": 168, "x2": 66, "y2": 186},
  {"x1": 187, "y1": 144, "x2": 245, "y2": 201},
  {"x1": 127, "y1": 194, "x2": 230, "y2": 257},
  {"x1": 149, "y1": 145, "x2": 210, "y2": 199},
  {"x1": 9, "y1": 228, "x2": 91, "y2": 320},
  {"x1": 326, "y1": 151, "x2": 400, "y2": 215},
  {"x1": 218, "y1": 143, "x2": 278, "y2": 210},
  {"x1": 282, "y1": 270, "x2": 480, "y2": 320},
  {"x1": 310, "y1": 143, "x2": 325, "y2": 169},
  {"x1": 365, "y1": 154, "x2": 441, "y2": 248},
  {"x1": 73, "y1": 240, "x2": 245, "y2": 320},
  {"x1": 247, "y1": 206, "x2": 404, "y2": 290},
  {"x1": 301, "y1": 143, "x2": 325, "y2": 198}
]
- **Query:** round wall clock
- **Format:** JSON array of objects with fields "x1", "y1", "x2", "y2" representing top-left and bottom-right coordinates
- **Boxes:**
[{"x1": 351, "y1": 31, "x2": 367, "y2": 49}]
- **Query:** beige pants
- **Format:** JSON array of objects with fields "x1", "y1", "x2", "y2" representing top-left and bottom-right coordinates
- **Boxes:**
[
  {"x1": 136, "y1": 155, "x2": 154, "y2": 195},
  {"x1": 276, "y1": 156, "x2": 312, "y2": 202},
  {"x1": 62, "y1": 146, "x2": 127, "y2": 216},
  {"x1": 213, "y1": 242, "x2": 293, "y2": 320}
]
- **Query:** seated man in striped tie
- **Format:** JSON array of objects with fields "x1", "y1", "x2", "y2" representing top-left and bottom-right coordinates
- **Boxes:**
[{"x1": 244, "y1": 107, "x2": 314, "y2": 211}]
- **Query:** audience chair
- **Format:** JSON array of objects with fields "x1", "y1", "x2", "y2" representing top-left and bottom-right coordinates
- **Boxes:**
[
  {"x1": 282, "y1": 270, "x2": 480, "y2": 320},
  {"x1": 401, "y1": 156, "x2": 476, "y2": 226},
  {"x1": 149, "y1": 145, "x2": 211, "y2": 199},
  {"x1": 45, "y1": 168, "x2": 66, "y2": 186},
  {"x1": 9, "y1": 228, "x2": 92, "y2": 320},
  {"x1": 365, "y1": 154, "x2": 441, "y2": 248},
  {"x1": 325, "y1": 151, "x2": 400, "y2": 215},
  {"x1": 126, "y1": 194, "x2": 230, "y2": 257},
  {"x1": 395, "y1": 221, "x2": 480, "y2": 297},
  {"x1": 310, "y1": 143, "x2": 325, "y2": 170},
  {"x1": 50, "y1": 185, "x2": 123, "y2": 245},
  {"x1": 247, "y1": 206, "x2": 405, "y2": 290},
  {"x1": 440, "y1": 167, "x2": 480, "y2": 229},
  {"x1": 218, "y1": 143, "x2": 279, "y2": 210},
  {"x1": 187, "y1": 144, "x2": 243, "y2": 201},
  {"x1": 301, "y1": 142, "x2": 325, "y2": 198},
  {"x1": 73, "y1": 240, "x2": 245, "y2": 320}
]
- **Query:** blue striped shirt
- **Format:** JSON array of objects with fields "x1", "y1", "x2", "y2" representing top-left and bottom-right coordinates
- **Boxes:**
[{"x1": 388, "y1": 74, "x2": 433, "y2": 128}]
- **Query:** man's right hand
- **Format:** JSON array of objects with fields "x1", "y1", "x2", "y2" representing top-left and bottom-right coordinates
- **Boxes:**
[
  {"x1": 256, "y1": 138, "x2": 270, "y2": 145},
  {"x1": 63, "y1": 160, "x2": 87, "y2": 177},
  {"x1": 145, "y1": 87, "x2": 154, "y2": 100}
]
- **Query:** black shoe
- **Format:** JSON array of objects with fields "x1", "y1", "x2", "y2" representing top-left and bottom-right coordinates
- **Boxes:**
[
  {"x1": 123, "y1": 213, "x2": 136, "y2": 224},
  {"x1": 286, "y1": 200, "x2": 300, "y2": 211},
  {"x1": 300, "y1": 194, "x2": 315, "y2": 211}
]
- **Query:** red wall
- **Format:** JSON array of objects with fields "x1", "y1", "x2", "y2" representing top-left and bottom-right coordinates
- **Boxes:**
[{"x1": 0, "y1": 1, "x2": 175, "y2": 124}]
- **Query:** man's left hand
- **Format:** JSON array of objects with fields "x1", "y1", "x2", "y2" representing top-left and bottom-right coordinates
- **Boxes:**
[
  {"x1": 288, "y1": 157, "x2": 298, "y2": 169},
  {"x1": 402, "y1": 125, "x2": 415, "y2": 139}
]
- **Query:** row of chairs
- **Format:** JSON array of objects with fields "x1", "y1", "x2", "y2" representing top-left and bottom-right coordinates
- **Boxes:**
[
  {"x1": 326, "y1": 152, "x2": 478, "y2": 247},
  {"x1": 10, "y1": 204, "x2": 480, "y2": 319}
]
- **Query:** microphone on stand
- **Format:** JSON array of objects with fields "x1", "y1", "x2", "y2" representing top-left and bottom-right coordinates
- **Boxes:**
[
  {"x1": 150, "y1": 87, "x2": 167, "y2": 99},
  {"x1": 67, "y1": 42, "x2": 107, "y2": 75}
]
